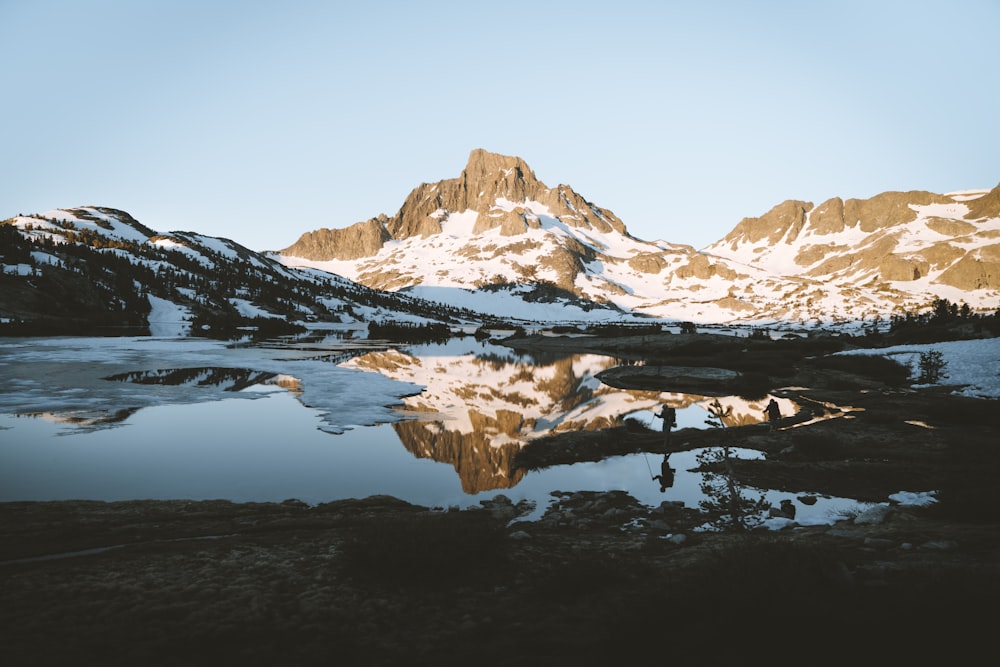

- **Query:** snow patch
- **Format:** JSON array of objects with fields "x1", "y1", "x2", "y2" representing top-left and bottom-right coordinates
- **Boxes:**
[{"x1": 147, "y1": 296, "x2": 191, "y2": 338}]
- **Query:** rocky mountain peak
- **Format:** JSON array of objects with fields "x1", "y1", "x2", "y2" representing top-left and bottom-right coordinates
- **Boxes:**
[
  {"x1": 453, "y1": 148, "x2": 543, "y2": 213},
  {"x1": 284, "y1": 149, "x2": 631, "y2": 261},
  {"x1": 461, "y1": 148, "x2": 537, "y2": 188}
]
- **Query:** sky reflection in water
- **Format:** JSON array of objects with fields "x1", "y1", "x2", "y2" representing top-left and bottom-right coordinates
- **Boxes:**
[{"x1": 0, "y1": 336, "x2": 864, "y2": 525}]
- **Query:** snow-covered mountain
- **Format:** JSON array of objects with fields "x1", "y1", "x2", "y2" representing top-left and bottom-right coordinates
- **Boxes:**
[
  {"x1": 703, "y1": 187, "x2": 1000, "y2": 323},
  {"x1": 0, "y1": 206, "x2": 469, "y2": 335},
  {"x1": 281, "y1": 149, "x2": 1000, "y2": 325},
  {"x1": 5, "y1": 154, "x2": 998, "y2": 335}
]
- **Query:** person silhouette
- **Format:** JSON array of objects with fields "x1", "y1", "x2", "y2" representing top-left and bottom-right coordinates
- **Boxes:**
[
  {"x1": 656, "y1": 404, "x2": 677, "y2": 445},
  {"x1": 764, "y1": 398, "x2": 781, "y2": 431},
  {"x1": 652, "y1": 454, "x2": 675, "y2": 492}
]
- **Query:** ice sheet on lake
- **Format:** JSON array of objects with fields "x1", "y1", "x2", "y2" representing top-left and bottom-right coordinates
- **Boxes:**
[{"x1": 0, "y1": 336, "x2": 423, "y2": 434}]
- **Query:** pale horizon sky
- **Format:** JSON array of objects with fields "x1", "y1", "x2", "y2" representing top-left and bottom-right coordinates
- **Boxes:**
[{"x1": 3, "y1": 1, "x2": 998, "y2": 252}]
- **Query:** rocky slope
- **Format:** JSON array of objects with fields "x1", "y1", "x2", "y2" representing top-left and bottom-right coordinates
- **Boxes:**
[{"x1": 705, "y1": 185, "x2": 1000, "y2": 303}]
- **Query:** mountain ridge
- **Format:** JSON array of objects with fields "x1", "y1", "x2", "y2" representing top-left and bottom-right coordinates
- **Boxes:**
[
  {"x1": 705, "y1": 183, "x2": 1000, "y2": 293},
  {"x1": 3, "y1": 152, "x2": 998, "y2": 333},
  {"x1": 280, "y1": 150, "x2": 1000, "y2": 325},
  {"x1": 0, "y1": 206, "x2": 476, "y2": 336},
  {"x1": 283, "y1": 148, "x2": 632, "y2": 262}
]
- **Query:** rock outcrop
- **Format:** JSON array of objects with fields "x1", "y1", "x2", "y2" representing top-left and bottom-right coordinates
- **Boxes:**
[
  {"x1": 705, "y1": 185, "x2": 1000, "y2": 310},
  {"x1": 718, "y1": 199, "x2": 813, "y2": 248},
  {"x1": 285, "y1": 216, "x2": 392, "y2": 261},
  {"x1": 964, "y1": 182, "x2": 1000, "y2": 220},
  {"x1": 282, "y1": 148, "x2": 632, "y2": 262}
]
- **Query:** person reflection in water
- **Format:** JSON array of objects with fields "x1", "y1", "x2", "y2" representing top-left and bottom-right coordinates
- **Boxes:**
[{"x1": 653, "y1": 454, "x2": 675, "y2": 492}]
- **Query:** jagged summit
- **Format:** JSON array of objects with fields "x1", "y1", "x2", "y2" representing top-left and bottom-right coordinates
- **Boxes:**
[
  {"x1": 283, "y1": 149, "x2": 631, "y2": 261},
  {"x1": 459, "y1": 148, "x2": 538, "y2": 198}
]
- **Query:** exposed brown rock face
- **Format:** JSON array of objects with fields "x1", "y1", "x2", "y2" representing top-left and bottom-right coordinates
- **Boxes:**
[
  {"x1": 853, "y1": 235, "x2": 899, "y2": 272},
  {"x1": 795, "y1": 243, "x2": 847, "y2": 267},
  {"x1": 920, "y1": 242, "x2": 966, "y2": 269},
  {"x1": 964, "y1": 182, "x2": 1000, "y2": 220},
  {"x1": 282, "y1": 149, "x2": 631, "y2": 261},
  {"x1": 722, "y1": 191, "x2": 953, "y2": 248},
  {"x1": 628, "y1": 252, "x2": 668, "y2": 274},
  {"x1": 284, "y1": 216, "x2": 392, "y2": 261},
  {"x1": 926, "y1": 217, "x2": 976, "y2": 237},
  {"x1": 879, "y1": 255, "x2": 929, "y2": 282},
  {"x1": 848, "y1": 191, "x2": 948, "y2": 232},
  {"x1": 453, "y1": 149, "x2": 538, "y2": 210},
  {"x1": 538, "y1": 246, "x2": 588, "y2": 290},
  {"x1": 809, "y1": 197, "x2": 847, "y2": 235},
  {"x1": 277, "y1": 148, "x2": 998, "y2": 321},
  {"x1": 719, "y1": 200, "x2": 813, "y2": 247},
  {"x1": 806, "y1": 254, "x2": 853, "y2": 276},
  {"x1": 713, "y1": 295, "x2": 756, "y2": 312},
  {"x1": 707, "y1": 185, "x2": 999, "y2": 317},
  {"x1": 935, "y1": 246, "x2": 1000, "y2": 290},
  {"x1": 675, "y1": 252, "x2": 737, "y2": 281}
]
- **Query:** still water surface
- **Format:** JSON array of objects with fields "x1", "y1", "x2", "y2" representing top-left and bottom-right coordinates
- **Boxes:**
[{"x1": 0, "y1": 334, "x2": 861, "y2": 524}]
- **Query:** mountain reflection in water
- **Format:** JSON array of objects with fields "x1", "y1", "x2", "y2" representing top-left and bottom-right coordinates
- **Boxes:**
[
  {"x1": 341, "y1": 341, "x2": 796, "y2": 494},
  {"x1": 1, "y1": 336, "x2": 831, "y2": 519},
  {"x1": 106, "y1": 367, "x2": 283, "y2": 393}
]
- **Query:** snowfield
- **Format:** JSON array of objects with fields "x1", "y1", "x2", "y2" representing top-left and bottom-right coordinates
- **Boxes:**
[{"x1": 835, "y1": 337, "x2": 1000, "y2": 399}]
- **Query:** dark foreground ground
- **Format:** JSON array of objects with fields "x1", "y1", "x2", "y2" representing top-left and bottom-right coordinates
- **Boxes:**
[{"x1": 2, "y1": 332, "x2": 999, "y2": 665}]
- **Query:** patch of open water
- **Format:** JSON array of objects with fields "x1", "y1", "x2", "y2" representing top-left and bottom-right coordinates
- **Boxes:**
[{"x1": 0, "y1": 334, "x2": 867, "y2": 525}]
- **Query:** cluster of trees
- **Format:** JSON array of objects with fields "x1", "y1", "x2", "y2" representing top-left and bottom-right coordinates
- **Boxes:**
[
  {"x1": 885, "y1": 298, "x2": 1000, "y2": 343},
  {"x1": 1, "y1": 225, "x2": 151, "y2": 334},
  {"x1": 367, "y1": 320, "x2": 453, "y2": 343},
  {"x1": 585, "y1": 323, "x2": 664, "y2": 337}
]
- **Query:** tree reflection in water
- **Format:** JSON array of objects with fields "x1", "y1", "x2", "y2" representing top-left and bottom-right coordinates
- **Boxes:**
[{"x1": 696, "y1": 398, "x2": 772, "y2": 531}]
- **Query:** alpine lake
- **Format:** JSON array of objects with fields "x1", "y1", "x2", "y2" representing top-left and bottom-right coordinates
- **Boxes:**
[
  {"x1": 0, "y1": 328, "x2": 863, "y2": 524},
  {"x1": 3, "y1": 326, "x2": 998, "y2": 665}
]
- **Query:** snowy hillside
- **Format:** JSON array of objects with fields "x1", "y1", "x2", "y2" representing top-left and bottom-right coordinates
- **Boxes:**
[
  {"x1": 0, "y1": 206, "x2": 473, "y2": 335},
  {"x1": 704, "y1": 187, "x2": 1000, "y2": 322},
  {"x1": 5, "y1": 158, "x2": 998, "y2": 334},
  {"x1": 281, "y1": 150, "x2": 1000, "y2": 326}
]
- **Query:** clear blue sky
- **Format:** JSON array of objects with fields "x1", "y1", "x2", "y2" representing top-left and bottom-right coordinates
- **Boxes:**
[{"x1": 3, "y1": 0, "x2": 998, "y2": 251}]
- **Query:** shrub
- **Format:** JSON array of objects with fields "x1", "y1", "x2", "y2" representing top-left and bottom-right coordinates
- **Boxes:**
[{"x1": 916, "y1": 349, "x2": 948, "y2": 384}]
